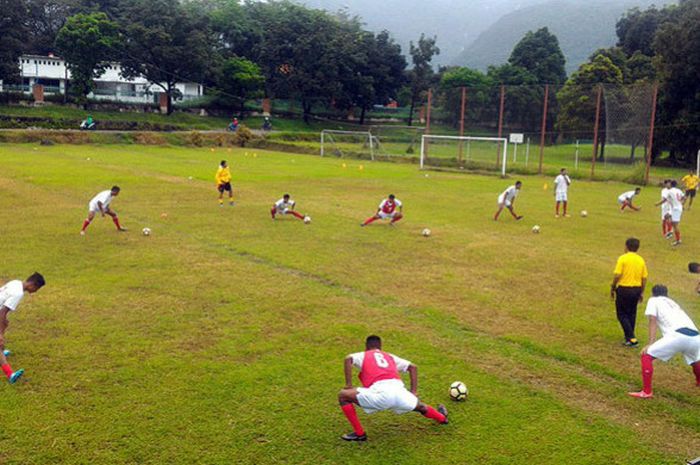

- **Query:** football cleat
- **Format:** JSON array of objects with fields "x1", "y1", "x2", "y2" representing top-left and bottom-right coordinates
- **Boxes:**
[
  {"x1": 627, "y1": 391, "x2": 653, "y2": 399},
  {"x1": 8, "y1": 369, "x2": 24, "y2": 384},
  {"x1": 341, "y1": 432, "x2": 367, "y2": 442},
  {"x1": 437, "y1": 404, "x2": 449, "y2": 424},
  {"x1": 665, "y1": 231, "x2": 674, "y2": 239},
  {"x1": 3, "y1": 349, "x2": 10, "y2": 357},
  {"x1": 623, "y1": 339, "x2": 639, "y2": 347}
]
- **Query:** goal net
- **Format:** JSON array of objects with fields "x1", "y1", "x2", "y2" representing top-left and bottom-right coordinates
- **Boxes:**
[
  {"x1": 420, "y1": 135, "x2": 508, "y2": 176},
  {"x1": 368, "y1": 125, "x2": 425, "y2": 159},
  {"x1": 320, "y1": 130, "x2": 375, "y2": 160}
]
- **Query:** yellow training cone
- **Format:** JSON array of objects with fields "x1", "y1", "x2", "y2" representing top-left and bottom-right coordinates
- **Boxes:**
[
  {"x1": 543, "y1": 183, "x2": 548, "y2": 190},
  {"x1": 359, "y1": 165, "x2": 364, "y2": 170},
  {"x1": 342, "y1": 163, "x2": 347, "y2": 168}
]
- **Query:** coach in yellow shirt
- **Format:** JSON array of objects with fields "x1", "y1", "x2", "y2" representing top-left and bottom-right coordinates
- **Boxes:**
[
  {"x1": 681, "y1": 169, "x2": 699, "y2": 210},
  {"x1": 215, "y1": 160, "x2": 234, "y2": 207},
  {"x1": 610, "y1": 237, "x2": 648, "y2": 347}
]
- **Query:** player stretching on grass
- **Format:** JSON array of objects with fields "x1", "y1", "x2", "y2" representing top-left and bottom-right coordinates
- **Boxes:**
[
  {"x1": 338, "y1": 335, "x2": 448, "y2": 441},
  {"x1": 0, "y1": 273, "x2": 45, "y2": 384},
  {"x1": 361, "y1": 194, "x2": 403, "y2": 227},
  {"x1": 553, "y1": 168, "x2": 571, "y2": 218},
  {"x1": 215, "y1": 160, "x2": 234, "y2": 207},
  {"x1": 618, "y1": 187, "x2": 642, "y2": 211},
  {"x1": 494, "y1": 181, "x2": 523, "y2": 221},
  {"x1": 80, "y1": 186, "x2": 126, "y2": 235},
  {"x1": 628, "y1": 285, "x2": 700, "y2": 398},
  {"x1": 271, "y1": 194, "x2": 305, "y2": 221}
]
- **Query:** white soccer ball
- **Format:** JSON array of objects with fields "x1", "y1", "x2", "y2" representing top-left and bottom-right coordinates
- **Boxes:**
[
  {"x1": 449, "y1": 381, "x2": 468, "y2": 401},
  {"x1": 142, "y1": 227, "x2": 152, "y2": 236},
  {"x1": 422, "y1": 228, "x2": 431, "y2": 237},
  {"x1": 303, "y1": 216, "x2": 311, "y2": 224},
  {"x1": 580, "y1": 210, "x2": 588, "y2": 217},
  {"x1": 532, "y1": 225, "x2": 541, "y2": 234}
]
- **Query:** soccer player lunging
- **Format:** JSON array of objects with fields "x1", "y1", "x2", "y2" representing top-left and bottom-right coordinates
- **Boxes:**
[
  {"x1": 628, "y1": 285, "x2": 700, "y2": 398},
  {"x1": 553, "y1": 168, "x2": 571, "y2": 218},
  {"x1": 80, "y1": 186, "x2": 126, "y2": 235},
  {"x1": 215, "y1": 160, "x2": 234, "y2": 207},
  {"x1": 618, "y1": 187, "x2": 641, "y2": 211},
  {"x1": 271, "y1": 194, "x2": 306, "y2": 221},
  {"x1": 494, "y1": 181, "x2": 523, "y2": 221},
  {"x1": 0, "y1": 273, "x2": 46, "y2": 384},
  {"x1": 338, "y1": 335, "x2": 448, "y2": 441},
  {"x1": 361, "y1": 194, "x2": 403, "y2": 226}
]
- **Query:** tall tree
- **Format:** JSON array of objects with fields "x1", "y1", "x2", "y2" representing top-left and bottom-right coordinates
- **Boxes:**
[
  {"x1": 0, "y1": 0, "x2": 29, "y2": 85},
  {"x1": 24, "y1": 0, "x2": 79, "y2": 55},
  {"x1": 407, "y1": 33, "x2": 439, "y2": 126},
  {"x1": 508, "y1": 27, "x2": 566, "y2": 85},
  {"x1": 616, "y1": 6, "x2": 671, "y2": 57},
  {"x1": 55, "y1": 12, "x2": 119, "y2": 105},
  {"x1": 119, "y1": 0, "x2": 214, "y2": 114},
  {"x1": 439, "y1": 66, "x2": 492, "y2": 127},
  {"x1": 215, "y1": 56, "x2": 264, "y2": 111},
  {"x1": 487, "y1": 63, "x2": 541, "y2": 133}
]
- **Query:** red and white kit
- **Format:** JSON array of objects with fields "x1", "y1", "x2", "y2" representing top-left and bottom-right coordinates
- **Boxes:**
[
  {"x1": 349, "y1": 349, "x2": 418, "y2": 414},
  {"x1": 377, "y1": 198, "x2": 402, "y2": 219}
]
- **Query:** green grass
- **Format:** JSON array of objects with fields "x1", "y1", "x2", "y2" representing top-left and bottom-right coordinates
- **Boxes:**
[{"x1": 0, "y1": 143, "x2": 699, "y2": 464}]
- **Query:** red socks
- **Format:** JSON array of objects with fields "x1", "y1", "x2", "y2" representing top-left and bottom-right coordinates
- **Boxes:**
[
  {"x1": 112, "y1": 216, "x2": 122, "y2": 229},
  {"x1": 675, "y1": 230, "x2": 681, "y2": 241},
  {"x1": 693, "y1": 362, "x2": 700, "y2": 386},
  {"x1": 556, "y1": 203, "x2": 560, "y2": 215},
  {"x1": 563, "y1": 202, "x2": 568, "y2": 215},
  {"x1": 291, "y1": 211, "x2": 305, "y2": 220},
  {"x1": 363, "y1": 216, "x2": 379, "y2": 226},
  {"x1": 390, "y1": 214, "x2": 403, "y2": 224},
  {"x1": 81, "y1": 219, "x2": 91, "y2": 231},
  {"x1": 641, "y1": 353, "x2": 654, "y2": 394},
  {"x1": 1, "y1": 364, "x2": 13, "y2": 379},
  {"x1": 341, "y1": 404, "x2": 365, "y2": 436},
  {"x1": 423, "y1": 405, "x2": 447, "y2": 424},
  {"x1": 271, "y1": 208, "x2": 276, "y2": 218}
]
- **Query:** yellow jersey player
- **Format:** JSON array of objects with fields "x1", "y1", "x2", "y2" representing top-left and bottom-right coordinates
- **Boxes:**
[{"x1": 215, "y1": 160, "x2": 234, "y2": 206}]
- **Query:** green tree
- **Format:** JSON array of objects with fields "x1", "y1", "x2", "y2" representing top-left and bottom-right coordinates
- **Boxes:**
[
  {"x1": 407, "y1": 33, "x2": 439, "y2": 126},
  {"x1": 55, "y1": 12, "x2": 119, "y2": 105},
  {"x1": 616, "y1": 5, "x2": 672, "y2": 57},
  {"x1": 487, "y1": 64, "x2": 541, "y2": 133},
  {"x1": 215, "y1": 57, "x2": 264, "y2": 111},
  {"x1": 24, "y1": 0, "x2": 79, "y2": 55},
  {"x1": 439, "y1": 66, "x2": 492, "y2": 128},
  {"x1": 508, "y1": 27, "x2": 566, "y2": 85},
  {"x1": 120, "y1": 0, "x2": 214, "y2": 114},
  {"x1": 0, "y1": 0, "x2": 29, "y2": 85}
]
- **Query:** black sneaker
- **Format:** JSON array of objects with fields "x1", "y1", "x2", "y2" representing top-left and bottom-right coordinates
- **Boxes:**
[
  {"x1": 437, "y1": 404, "x2": 449, "y2": 424},
  {"x1": 341, "y1": 432, "x2": 367, "y2": 442},
  {"x1": 623, "y1": 339, "x2": 639, "y2": 347}
]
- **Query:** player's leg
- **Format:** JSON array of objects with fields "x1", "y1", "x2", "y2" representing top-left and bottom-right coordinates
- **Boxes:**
[
  {"x1": 227, "y1": 184, "x2": 234, "y2": 206},
  {"x1": 390, "y1": 213, "x2": 403, "y2": 224},
  {"x1": 218, "y1": 185, "x2": 224, "y2": 206},
  {"x1": 555, "y1": 200, "x2": 560, "y2": 217},
  {"x1": 507, "y1": 205, "x2": 522, "y2": 220},
  {"x1": 615, "y1": 288, "x2": 637, "y2": 345},
  {"x1": 692, "y1": 361, "x2": 700, "y2": 386},
  {"x1": 413, "y1": 400, "x2": 448, "y2": 424},
  {"x1": 493, "y1": 204, "x2": 504, "y2": 221},
  {"x1": 689, "y1": 190, "x2": 695, "y2": 209},
  {"x1": 105, "y1": 209, "x2": 125, "y2": 231},
  {"x1": 563, "y1": 200, "x2": 569, "y2": 217},
  {"x1": 362, "y1": 214, "x2": 380, "y2": 226},
  {"x1": 81, "y1": 210, "x2": 96, "y2": 234},
  {"x1": 628, "y1": 352, "x2": 656, "y2": 398},
  {"x1": 0, "y1": 350, "x2": 23, "y2": 384},
  {"x1": 672, "y1": 220, "x2": 681, "y2": 245},
  {"x1": 271, "y1": 207, "x2": 277, "y2": 219},
  {"x1": 338, "y1": 388, "x2": 366, "y2": 440},
  {"x1": 289, "y1": 211, "x2": 305, "y2": 220}
]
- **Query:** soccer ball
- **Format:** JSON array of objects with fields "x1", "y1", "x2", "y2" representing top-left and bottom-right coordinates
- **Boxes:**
[
  {"x1": 449, "y1": 381, "x2": 468, "y2": 401},
  {"x1": 580, "y1": 210, "x2": 588, "y2": 217},
  {"x1": 303, "y1": 216, "x2": 311, "y2": 224},
  {"x1": 142, "y1": 227, "x2": 152, "y2": 236},
  {"x1": 422, "y1": 228, "x2": 431, "y2": 237},
  {"x1": 532, "y1": 225, "x2": 541, "y2": 234}
]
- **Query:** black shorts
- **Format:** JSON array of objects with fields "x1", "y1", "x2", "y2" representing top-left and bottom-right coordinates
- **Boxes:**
[
  {"x1": 218, "y1": 182, "x2": 232, "y2": 193},
  {"x1": 686, "y1": 189, "x2": 696, "y2": 198}
]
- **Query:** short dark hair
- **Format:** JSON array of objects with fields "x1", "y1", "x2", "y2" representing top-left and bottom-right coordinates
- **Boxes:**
[
  {"x1": 652, "y1": 284, "x2": 668, "y2": 297},
  {"x1": 111, "y1": 185, "x2": 120, "y2": 192},
  {"x1": 388, "y1": 194, "x2": 395, "y2": 199},
  {"x1": 671, "y1": 180, "x2": 678, "y2": 187},
  {"x1": 220, "y1": 160, "x2": 226, "y2": 165},
  {"x1": 27, "y1": 272, "x2": 45, "y2": 288},
  {"x1": 515, "y1": 180, "x2": 522, "y2": 186},
  {"x1": 635, "y1": 187, "x2": 641, "y2": 192},
  {"x1": 688, "y1": 262, "x2": 700, "y2": 273},
  {"x1": 365, "y1": 335, "x2": 382, "y2": 349},
  {"x1": 283, "y1": 193, "x2": 290, "y2": 198},
  {"x1": 560, "y1": 168, "x2": 566, "y2": 173},
  {"x1": 625, "y1": 237, "x2": 640, "y2": 252}
]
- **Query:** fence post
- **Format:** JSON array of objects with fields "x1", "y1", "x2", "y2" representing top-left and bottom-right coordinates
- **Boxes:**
[
  {"x1": 538, "y1": 84, "x2": 549, "y2": 175},
  {"x1": 497, "y1": 85, "x2": 505, "y2": 167},
  {"x1": 458, "y1": 87, "x2": 467, "y2": 164},
  {"x1": 644, "y1": 83, "x2": 658, "y2": 185},
  {"x1": 591, "y1": 85, "x2": 602, "y2": 178},
  {"x1": 424, "y1": 88, "x2": 432, "y2": 159}
]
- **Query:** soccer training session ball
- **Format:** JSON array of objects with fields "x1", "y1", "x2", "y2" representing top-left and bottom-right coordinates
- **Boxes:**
[
  {"x1": 422, "y1": 228, "x2": 431, "y2": 237},
  {"x1": 449, "y1": 381, "x2": 468, "y2": 401},
  {"x1": 142, "y1": 227, "x2": 152, "y2": 236},
  {"x1": 303, "y1": 216, "x2": 312, "y2": 224},
  {"x1": 532, "y1": 225, "x2": 541, "y2": 234},
  {"x1": 580, "y1": 210, "x2": 588, "y2": 217}
]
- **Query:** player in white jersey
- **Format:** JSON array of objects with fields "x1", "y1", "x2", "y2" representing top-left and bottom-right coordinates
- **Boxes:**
[
  {"x1": 617, "y1": 187, "x2": 641, "y2": 211},
  {"x1": 665, "y1": 180, "x2": 684, "y2": 245},
  {"x1": 553, "y1": 168, "x2": 571, "y2": 218},
  {"x1": 654, "y1": 180, "x2": 673, "y2": 239},
  {"x1": 628, "y1": 285, "x2": 700, "y2": 398},
  {"x1": 494, "y1": 181, "x2": 523, "y2": 221},
  {"x1": 270, "y1": 194, "x2": 306, "y2": 221},
  {"x1": 80, "y1": 186, "x2": 126, "y2": 235},
  {"x1": 0, "y1": 273, "x2": 46, "y2": 384}
]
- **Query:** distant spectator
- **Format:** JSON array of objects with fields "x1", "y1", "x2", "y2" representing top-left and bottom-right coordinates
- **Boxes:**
[
  {"x1": 610, "y1": 237, "x2": 648, "y2": 347},
  {"x1": 228, "y1": 117, "x2": 239, "y2": 132},
  {"x1": 262, "y1": 116, "x2": 272, "y2": 131},
  {"x1": 80, "y1": 115, "x2": 96, "y2": 130}
]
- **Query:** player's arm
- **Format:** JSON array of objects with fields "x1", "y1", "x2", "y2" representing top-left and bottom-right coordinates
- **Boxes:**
[
  {"x1": 610, "y1": 274, "x2": 621, "y2": 300},
  {"x1": 97, "y1": 201, "x2": 105, "y2": 215},
  {"x1": 344, "y1": 356, "x2": 354, "y2": 389},
  {"x1": 654, "y1": 198, "x2": 666, "y2": 207},
  {"x1": 407, "y1": 363, "x2": 418, "y2": 395},
  {"x1": 639, "y1": 277, "x2": 646, "y2": 303}
]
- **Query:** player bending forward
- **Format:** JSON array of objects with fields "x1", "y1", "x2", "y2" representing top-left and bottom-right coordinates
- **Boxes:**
[
  {"x1": 338, "y1": 335, "x2": 448, "y2": 441},
  {"x1": 494, "y1": 181, "x2": 523, "y2": 221},
  {"x1": 628, "y1": 285, "x2": 700, "y2": 398},
  {"x1": 215, "y1": 160, "x2": 234, "y2": 206},
  {"x1": 81, "y1": 186, "x2": 126, "y2": 235},
  {"x1": 271, "y1": 194, "x2": 306, "y2": 221},
  {"x1": 553, "y1": 168, "x2": 571, "y2": 218},
  {"x1": 618, "y1": 187, "x2": 642, "y2": 211},
  {"x1": 0, "y1": 273, "x2": 45, "y2": 384},
  {"x1": 361, "y1": 194, "x2": 403, "y2": 226}
]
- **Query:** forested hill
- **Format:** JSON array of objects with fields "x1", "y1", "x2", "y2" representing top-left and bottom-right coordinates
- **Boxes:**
[{"x1": 452, "y1": 0, "x2": 670, "y2": 74}]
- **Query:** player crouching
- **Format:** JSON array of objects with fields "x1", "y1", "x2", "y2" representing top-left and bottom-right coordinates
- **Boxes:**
[
  {"x1": 338, "y1": 335, "x2": 448, "y2": 442},
  {"x1": 618, "y1": 187, "x2": 642, "y2": 211},
  {"x1": 80, "y1": 186, "x2": 126, "y2": 235},
  {"x1": 361, "y1": 194, "x2": 403, "y2": 227},
  {"x1": 271, "y1": 194, "x2": 306, "y2": 221},
  {"x1": 628, "y1": 285, "x2": 700, "y2": 398}
]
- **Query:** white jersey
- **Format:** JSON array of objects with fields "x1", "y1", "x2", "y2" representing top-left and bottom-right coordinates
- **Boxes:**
[
  {"x1": 618, "y1": 190, "x2": 637, "y2": 203},
  {"x1": 499, "y1": 186, "x2": 519, "y2": 204},
  {"x1": 89, "y1": 190, "x2": 114, "y2": 211},
  {"x1": 274, "y1": 198, "x2": 295, "y2": 211},
  {"x1": 0, "y1": 280, "x2": 24, "y2": 312},
  {"x1": 665, "y1": 187, "x2": 684, "y2": 210},
  {"x1": 554, "y1": 174, "x2": 571, "y2": 194},
  {"x1": 645, "y1": 296, "x2": 697, "y2": 336}
]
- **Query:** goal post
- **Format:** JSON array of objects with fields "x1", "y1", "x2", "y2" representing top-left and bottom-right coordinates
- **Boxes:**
[
  {"x1": 320, "y1": 130, "x2": 374, "y2": 160},
  {"x1": 420, "y1": 135, "x2": 509, "y2": 176}
]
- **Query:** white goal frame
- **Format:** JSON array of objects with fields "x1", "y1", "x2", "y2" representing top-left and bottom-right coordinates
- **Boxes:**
[
  {"x1": 320, "y1": 130, "x2": 374, "y2": 160},
  {"x1": 420, "y1": 135, "x2": 509, "y2": 176}
]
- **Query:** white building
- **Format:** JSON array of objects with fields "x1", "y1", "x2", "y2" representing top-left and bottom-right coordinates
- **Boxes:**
[{"x1": 3, "y1": 54, "x2": 204, "y2": 104}]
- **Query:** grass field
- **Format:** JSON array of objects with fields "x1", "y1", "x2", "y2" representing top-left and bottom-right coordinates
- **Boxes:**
[{"x1": 0, "y1": 143, "x2": 699, "y2": 464}]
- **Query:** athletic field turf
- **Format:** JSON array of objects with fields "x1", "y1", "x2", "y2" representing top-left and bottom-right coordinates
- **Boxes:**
[{"x1": 0, "y1": 143, "x2": 698, "y2": 464}]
